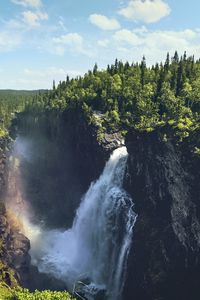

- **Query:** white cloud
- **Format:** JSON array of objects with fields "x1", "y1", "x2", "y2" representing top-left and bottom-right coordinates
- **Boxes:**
[
  {"x1": 53, "y1": 33, "x2": 83, "y2": 45},
  {"x1": 113, "y1": 29, "x2": 142, "y2": 46},
  {"x1": 89, "y1": 14, "x2": 121, "y2": 30},
  {"x1": 53, "y1": 46, "x2": 66, "y2": 56},
  {"x1": 143, "y1": 30, "x2": 198, "y2": 50},
  {"x1": 17, "y1": 67, "x2": 84, "y2": 89},
  {"x1": 0, "y1": 66, "x2": 84, "y2": 90},
  {"x1": 110, "y1": 27, "x2": 200, "y2": 64},
  {"x1": 11, "y1": 0, "x2": 42, "y2": 9},
  {"x1": 0, "y1": 31, "x2": 21, "y2": 52},
  {"x1": 22, "y1": 10, "x2": 48, "y2": 27},
  {"x1": 51, "y1": 32, "x2": 93, "y2": 57},
  {"x1": 113, "y1": 28, "x2": 199, "y2": 50},
  {"x1": 97, "y1": 39, "x2": 110, "y2": 47},
  {"x1": 118, "y1": 0, "x2": 171, "y2": 23}
]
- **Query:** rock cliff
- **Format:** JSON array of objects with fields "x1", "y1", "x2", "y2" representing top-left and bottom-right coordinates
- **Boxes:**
[{"x1": 124, "y1": 129, "x2": 200, "y2": 300}]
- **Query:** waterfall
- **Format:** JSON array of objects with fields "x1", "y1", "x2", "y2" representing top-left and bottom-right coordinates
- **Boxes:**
[
  {"x1": 32, "y1": 147, "x2": 136, "y2": 300},
  {"x1": 6, "y1": 138, "x2": 136, "y2": 300}
]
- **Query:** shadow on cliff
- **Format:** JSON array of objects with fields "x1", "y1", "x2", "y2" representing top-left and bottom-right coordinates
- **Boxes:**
[{"x1": 123, "y1": 128, "x2": 200, "y2": 300}]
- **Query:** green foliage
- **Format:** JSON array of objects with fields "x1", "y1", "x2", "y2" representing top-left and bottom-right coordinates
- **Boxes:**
[
  {"x1": 0, "y1": 90, "x2": 41, "y2": 133},
  {"x1": 0, "y1": 284, "x2": 75, "y2": 300},
  {"x1": 194, "y1": 147, "x2": 200, "y2": 155},
  {"x1": 2, "y1": 52, "x2": 200, "y2": 143},
  {"x1": 0, "y1": 128, "x2": 8, "y2": 138},
  {"x1": 96, "y1": 126, "x2": 106, "y2": 142},
  {"x1": 21, "y1": 51, "x2": 199, "y2": 141},
  {"x1": 106, "y1": 110, "x2": 121, "y2": 131}
]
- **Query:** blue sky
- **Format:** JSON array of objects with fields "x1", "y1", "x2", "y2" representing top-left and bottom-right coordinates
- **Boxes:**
[{"x1": 0, "y1": 0, "x2": 200, "y2": 89}]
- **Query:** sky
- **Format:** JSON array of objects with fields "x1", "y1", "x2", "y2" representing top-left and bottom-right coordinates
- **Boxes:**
[{"x1": 0, "y1": 0, "x2": 200, "y2": 90}]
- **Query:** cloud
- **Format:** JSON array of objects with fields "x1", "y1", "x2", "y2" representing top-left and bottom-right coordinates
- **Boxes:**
[
  {"x1": 113, "y1": 28, "x2": 199, "y2": 50},
  {"x1": 51, "y1": 32, "x2": 93, "y2": 57},
  {"x1": 0, "y1": 66, "x2": 84, "y2": 90},
  {"x1": 143, "y1": 29, "x2": 198, "y2": 50},
  {"x1": 98, "y1": 39, "x2": 110, "y2": 47},
  {"x1": 89, "y1": 14, "x2": 121, "y2": 30},
  {"x1": 18, "y1": 67, "x2": 84, "y2": 89},
  {"x1": 53, "y1": 33, "x2": 83, "y2": 45},
  {"x1": 110, "y1": 27, "x2": 200, "y2": 64},
  {"x1": 11, "y1": 0, "x2": 42, "y2": 9},
  {"x1": 0, "y1": 31, "x2": 21, "y2": 52},
  {"x1": 22, "y1": 10, "x2": 48, "y2": 27},
  {"x1": 52, "y1": 46, "x2": 66, "y2": 56},
  {"x1": 113, "y1": 29, "x2": 142, "y2": 46},
  {"x1": 118, "y1": 0, "x2": 171, "y2": 23}
]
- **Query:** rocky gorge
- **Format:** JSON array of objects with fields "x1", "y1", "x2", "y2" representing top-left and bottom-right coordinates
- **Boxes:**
[{"x1": 0, "y1": 109, "x2": 200, "y2": 300}]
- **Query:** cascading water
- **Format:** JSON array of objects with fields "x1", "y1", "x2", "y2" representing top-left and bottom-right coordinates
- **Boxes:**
[{"x1": 6, "y1": 137, "x2": 137, "y2": 300}]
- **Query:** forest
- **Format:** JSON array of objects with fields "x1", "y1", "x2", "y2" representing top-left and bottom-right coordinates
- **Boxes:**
[
  {"x1": 23, "y1": 52, "x2": 200, "y2": 152},
  {"x1": 0, "y1": 90, "x2": 45, "y2": 137},
  {"x1": 1, "y1": 52, "x2": 200, "y2": 142}
]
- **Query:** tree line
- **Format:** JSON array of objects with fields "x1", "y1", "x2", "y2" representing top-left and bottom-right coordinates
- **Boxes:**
[{"x1": 25, "y1": 52, "x2": 200, "y2": 141}]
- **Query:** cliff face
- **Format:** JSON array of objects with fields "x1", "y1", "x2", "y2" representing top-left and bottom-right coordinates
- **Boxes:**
[
  {"x1": 124, "y1": 130, "x2": 200, "y2": 300},
  {"x1": 0, "y1": 137, "x2": 31, "y2": 287},
  {"x1": 16, "y1": 109, "x2": 123, "y2": 229},
  {"x1": 62, "y1": 109, "x2": 124, "y2": 186}
]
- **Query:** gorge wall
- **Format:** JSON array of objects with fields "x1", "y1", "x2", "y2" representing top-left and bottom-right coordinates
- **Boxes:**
[{"x1": 124, "y1": 129, "x2": 200, "y2": 300}]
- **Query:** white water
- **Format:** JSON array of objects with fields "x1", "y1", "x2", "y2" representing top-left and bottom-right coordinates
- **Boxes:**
[{"x1": 6, "y1": 138, "x2": 136, "y2": 300}]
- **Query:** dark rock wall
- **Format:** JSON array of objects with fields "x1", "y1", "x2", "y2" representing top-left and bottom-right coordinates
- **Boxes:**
[{"x1": 124, "y1": 130, "x2": 200, "y2": 300}]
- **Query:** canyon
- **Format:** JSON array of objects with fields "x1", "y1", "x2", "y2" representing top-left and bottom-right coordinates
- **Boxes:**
[{"x1": 0, "y1": 110, "x2": 200, "y2": 300}]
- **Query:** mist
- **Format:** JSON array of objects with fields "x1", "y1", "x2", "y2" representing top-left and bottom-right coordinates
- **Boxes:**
[{"x1": 5, "y1": 133, "x2": 136, "y2": 300}]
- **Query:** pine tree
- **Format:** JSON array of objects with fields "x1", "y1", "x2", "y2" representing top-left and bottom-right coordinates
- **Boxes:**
[
  {"x1": 93, "y1": 63, "x2": 98, "y2": 75},
  {"x1": 141, "y1": 56, "x2": 146, "y2": 87},
  {"x1": 164, "y1": 52, "x2": 170, "y2": 71},
  {"x1": 53, "y1": 80, "x2": 56, "y2": 90}
]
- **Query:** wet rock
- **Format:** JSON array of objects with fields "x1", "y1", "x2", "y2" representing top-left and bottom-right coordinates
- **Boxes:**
[{"x1": 101, "y1": 132, "x2": 124, "y2": 151}]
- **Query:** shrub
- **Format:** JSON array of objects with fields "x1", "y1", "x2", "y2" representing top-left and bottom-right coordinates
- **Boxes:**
[{"x1": 0, "y1": 284, "x2": 75, "y2": 300}]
